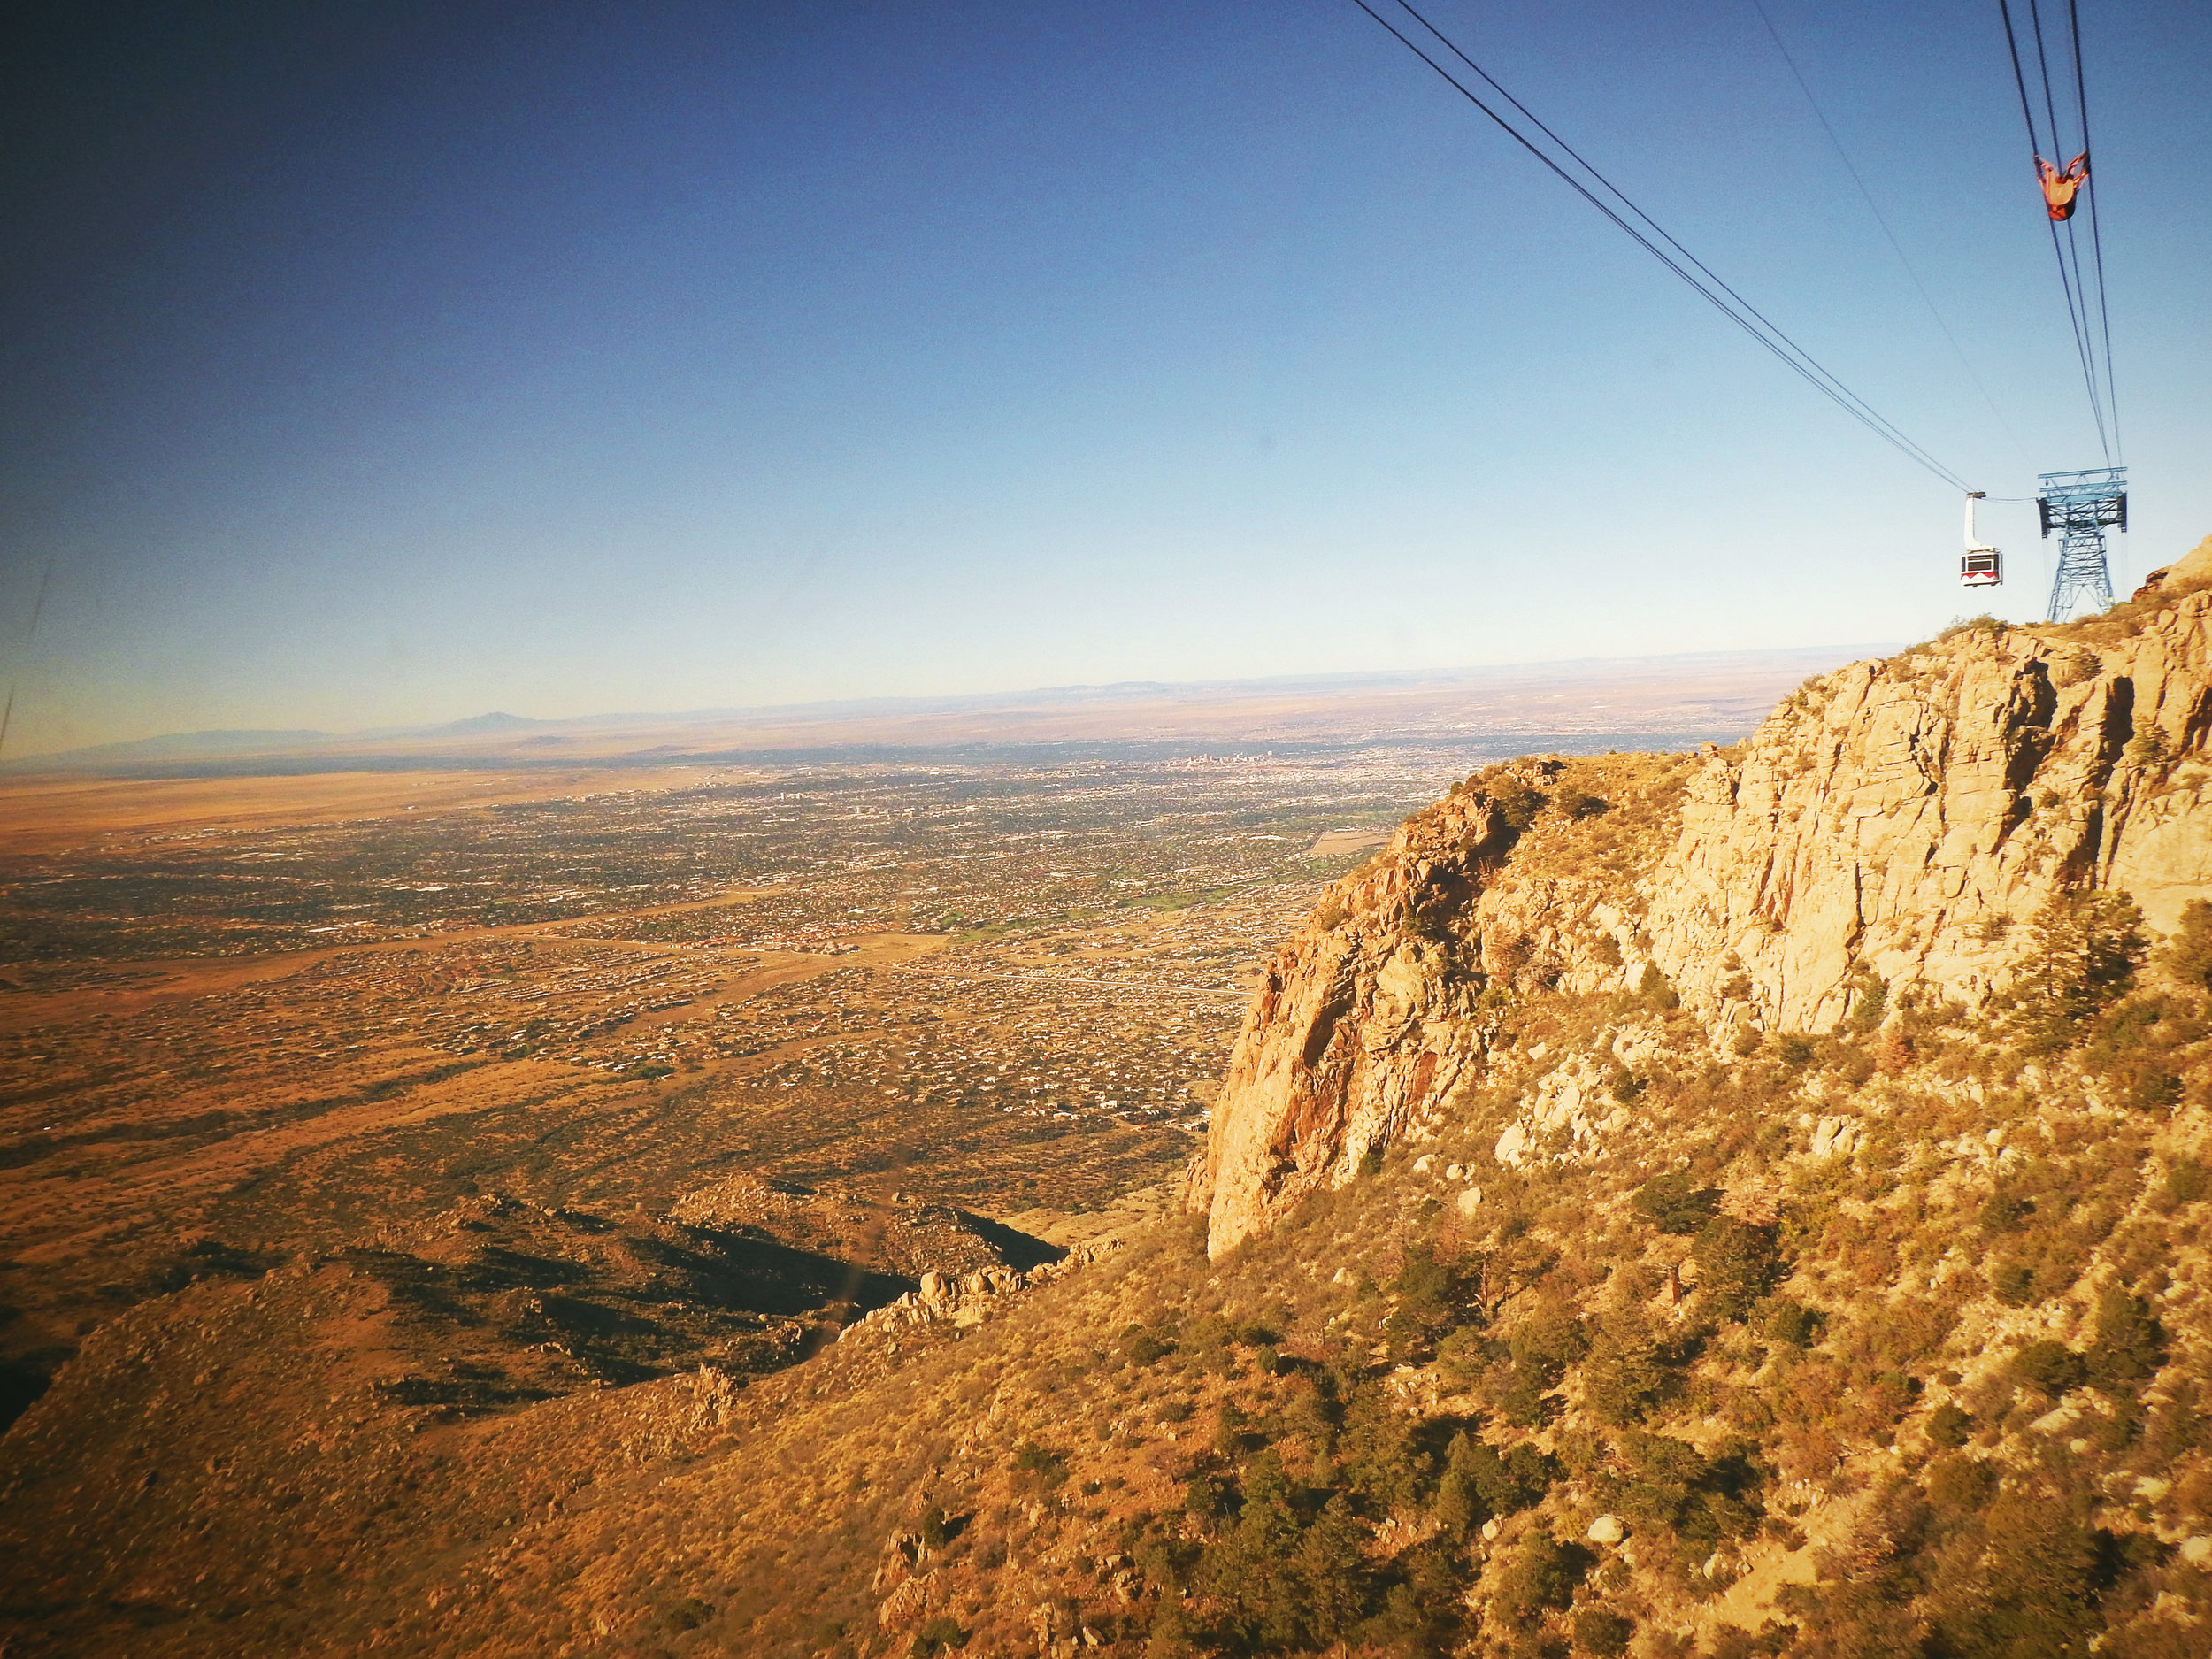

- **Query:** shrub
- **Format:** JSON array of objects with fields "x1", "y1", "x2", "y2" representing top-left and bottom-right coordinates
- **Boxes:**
[
  {"x1": 1989, "y1": 1262, "x2": 2035, "y2": 1306},
  {"x1": 1632, "y1": 1171, "x2": 1721, "y2": 1235},
  {"x1": 1924, "y1": 1455, "x2": 1998, "y2": 1514},
  {"x1": 1636, "y1": 963, "x2": 1680, "y2": 1012},
  {"x1": 1215, "y1": 1402, "x2": 1253, "y2": 1459},
  {"x1": 2085, "y1": 1286, "x2": 2167, "y2": 1394},
  {"x1": 1492, "y1": 1534, "x2": 1589, "y2": 1629},
  {"x1": 910, "y1": 1615, "x2": 968, "y2": 1655},
  {"x1": 1841, "y1": 970, "x2": 1888, "y2": 1033},
  {"x1": 1183, "y1": 1472, "x2": 1236, "y2": 1525},
  {"x1": 1694, "y1": 1217, "x2": 1781, "y2": 1321},
  {"x1": 663, "y1": 1597, "x2": 715, "y2": 1633},
  {"x1": 1978, "y1": 1192, "x2": 2032, "y2": 1233},
  {"x1": 918, "y1": 1502, "x2": 950, "y2": 1548},
  {"x1": 2159, "y1": 900, "x2": 2212, "y2": 990},
  {"x1": 1762, "y1": 1297, "x2": 1824, "y2": 1348},
  {"x1": 1490, "y1": 781, "x2": 1548, "y2": 835},
  {"x1": 1920, "y1": 1490, "x2": 2107, "y2": 1659},
  {"x1": 2126, "y1": 719, "x2": 2171, "y2": 770},
  {"x1": 2124, "y1": 1066, "x2": 2183, "y2": 1112},
  {"x1": 1120, "y1": 1322, "x2": 1172, "y2": 1366},
  {"x1": 2009, "y1": 1340, "x2": 2087, "y2": 1398},
  {"x1": 1926, "y1": 1402, "x2": 1974, "y2": 1448},
  {"x1": 2168, "y1": 1159, "x2": 2210, "y2": 1204},
  {"x1": 1135, "y1": 1529, "x2": 1200, "y2": 1596},
  {"x1": 1573, "y1": 1608, "x2": 1635, "y2": 1656},
  {"x1": 1556, "y1": 787, "x2": 1609, "y2": 821},
  {"x1": 1013, "y1": 1442, "x2": 1068, "y2": 1489}
]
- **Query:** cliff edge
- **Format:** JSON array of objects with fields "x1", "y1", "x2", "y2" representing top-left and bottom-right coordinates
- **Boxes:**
[{"x1": 1204, "y1": 565, "x2": 2212, "y2": 1256}]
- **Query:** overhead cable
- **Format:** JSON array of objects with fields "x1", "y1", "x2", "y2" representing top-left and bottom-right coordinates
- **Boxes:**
[
  {"x1": 2067, "y1": 0, "x2": 2120, "y2": 458},
  {"x1": 1996, "y1": 0, "x2": 2118, "y2": 461},
  {"x1": 0, "y1": 561, "x2": 55, "y2": 764},
  {"x1": 1348, "y1": 0, "x2": 1970, "y2": 491},
  {"x1": 1747, "y1": 0, "x2": 2031, "y2": 466}
]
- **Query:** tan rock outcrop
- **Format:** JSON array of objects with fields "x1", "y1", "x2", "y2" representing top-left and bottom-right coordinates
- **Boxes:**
[
  {"x1": 1200, "y1": 577, "x2": 2212, "y2": 1256},
  {"x1": 1200, "y1": 787, "x2": 1525, "y2": 1257},
  {"x1": 2131, "y1": 533, "x2": 2212, "y2": 601},
  {"x1": 1648, "y1": 594, "x2": 2212, "y2": 1028}
]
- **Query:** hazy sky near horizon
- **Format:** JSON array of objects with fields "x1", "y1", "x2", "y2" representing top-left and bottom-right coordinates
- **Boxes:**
[{"x1": 4, "y1": 0, "x2": 2208, "y2": 756}]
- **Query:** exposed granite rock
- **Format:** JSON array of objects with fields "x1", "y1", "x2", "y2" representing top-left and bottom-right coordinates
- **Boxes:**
[
  {"x1": 1649, "y1": 591, "x2": 2212, "y2": 1029},
  {"x1": 1200, "y1": 787, "x2": 1523, "y2": 1257},
  {"x1": 1201, "y1": 573, "x2": 2212, "y2": 1256}
]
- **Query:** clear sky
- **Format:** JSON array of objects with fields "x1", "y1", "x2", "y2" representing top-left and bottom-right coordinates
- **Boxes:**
[{"x1": 4, "y1": 0, "x2": 2207, "y2": 756}]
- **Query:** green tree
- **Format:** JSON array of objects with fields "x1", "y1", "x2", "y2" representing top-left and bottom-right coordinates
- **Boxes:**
[
  {"x1": 1385, "y1": 1244, "x2": 1472, "y2": 1358},
  {"x1": 1492, "y1": 1534, "x2": 1588, "y2": 1629},
  {"x1": 1694, "y1": 1216, "x2": 1782, "y2": 1321},
  {"x1": 1612, "y1": 1432, "x2": 1764, "y2": 1551},
  {"x1": 1636, "y1": 962, "x2": 1680, "y2": 1011},
  {"x1": 2012, "y1": 889, "x2": 2147, "y2": 1051},
  {"x1": 1440, "y1": 1430, "x2": 1550, "y2": 1519},
  {"x1": 1632, "y1": 1171, "x2": 1721, "y2": 1235},
  {"x1": 1581, "y1": 1308, "x2": 1671, "y2": 1426},
  {"x1": 2010, "y1": 1340, "x2": 2088, "y2": 1398},
  {"x1": 1199, "y1": 1454, "x2": 1371, "y2": 1652},
  {"x1": 2158, "y1": 899, "x2": 2212, "y2": 991},
  {"x1": 2085, "y1": 1286, "x2": 2167, "y2": 1394},
  {"x1": 1336, "y1": 1382, "x2": 1430, "y2": 1513}
]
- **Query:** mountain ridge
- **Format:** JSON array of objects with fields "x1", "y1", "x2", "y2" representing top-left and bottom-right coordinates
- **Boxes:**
[{"x1": 8, "y1": 646, "x2": 1890, "y2": 774}]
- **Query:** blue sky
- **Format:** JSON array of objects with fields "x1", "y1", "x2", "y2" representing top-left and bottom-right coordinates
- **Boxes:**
[{"x1": 4, "y1": 0, "x2": 2207, "y2": 755}]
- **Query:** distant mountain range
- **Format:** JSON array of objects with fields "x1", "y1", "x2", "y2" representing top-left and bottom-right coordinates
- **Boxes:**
[{"x1": 6, "y1": 647, "x2": 1894, "y2": 778}]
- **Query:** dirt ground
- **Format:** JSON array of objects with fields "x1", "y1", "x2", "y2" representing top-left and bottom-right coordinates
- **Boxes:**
[{"x1": 0, "y1": 766, "x2": 727, "y2": 856}]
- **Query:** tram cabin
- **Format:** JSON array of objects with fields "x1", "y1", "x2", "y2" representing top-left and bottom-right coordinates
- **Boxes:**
[{"x1": 1961, "y1": 549, "x2": 2002, "y2": 588}]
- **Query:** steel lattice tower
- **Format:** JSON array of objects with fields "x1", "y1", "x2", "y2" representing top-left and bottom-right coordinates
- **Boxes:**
[{"x1": 2039, "y1": 466, "x2": 2129, "y2": 622}]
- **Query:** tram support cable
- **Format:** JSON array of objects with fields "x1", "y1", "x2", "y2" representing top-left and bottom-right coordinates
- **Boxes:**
[
  {"x1": 2069, "y1": 0, "x2": 2120, "y2": 457},
  {"x1": 1348, "y1": 0, "x2": 1970, "y2": 491},
  {"x1": 1996, "y1": 0, "x2": 2118, "y2": 461},
  {"x1": 1747, "y1": 0, "x2": 2030, "y2": 465}
]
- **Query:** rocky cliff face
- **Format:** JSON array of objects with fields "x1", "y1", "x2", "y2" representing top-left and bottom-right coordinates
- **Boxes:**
[
  {"x1": 1202, "y1": 552, "x2": 2212, "y2": 1256},
  {"x1": 1649, "y1": 585, "x2": 2212, "y2": 1034},
  {"x1": 1200, "y1": 753, "x2": 1692, "y2": 1256}
]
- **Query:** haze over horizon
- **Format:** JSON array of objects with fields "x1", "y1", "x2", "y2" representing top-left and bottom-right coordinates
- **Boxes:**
[
  {"x1": 4, "y1": 0, "x2": 2208, "y2": 757},
  {"x1": 8, "y1": 640, "x2": 1875, "y2": 772}
]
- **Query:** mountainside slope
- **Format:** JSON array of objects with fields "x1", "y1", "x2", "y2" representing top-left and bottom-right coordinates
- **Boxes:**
[{"x1": 8, "y1": 566, "x2": 2212, "y2": 1658}]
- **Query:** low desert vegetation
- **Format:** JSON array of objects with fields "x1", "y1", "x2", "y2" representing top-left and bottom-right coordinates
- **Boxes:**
[
  {"x1": 588, "y1": 887, "x2": 2211, "y2": 1659},
  {"x1": 11, "y1": 625, "x2": 2212, "y2": 1656}
]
